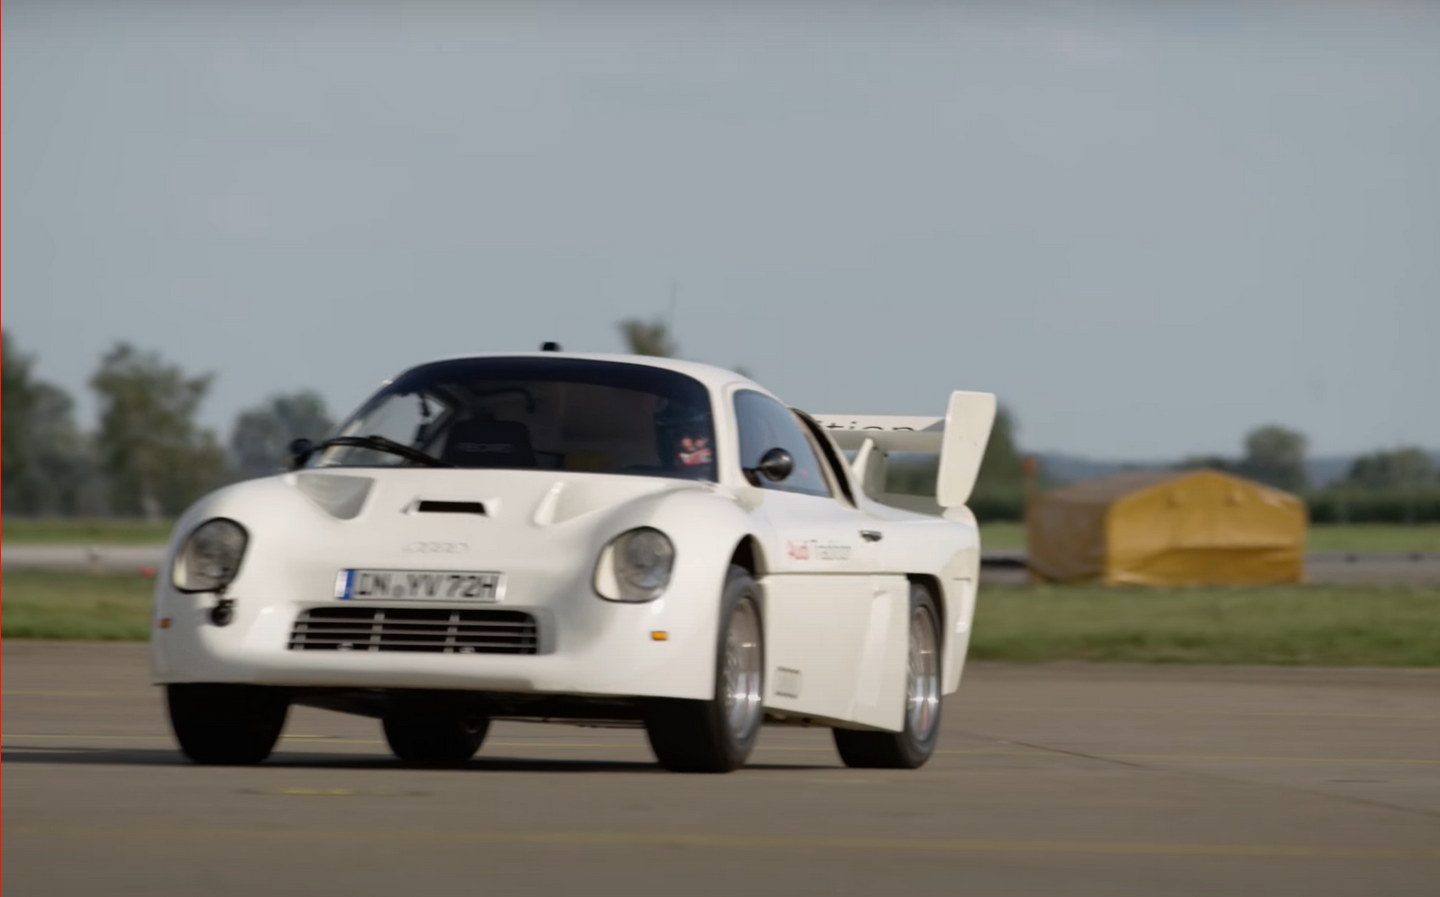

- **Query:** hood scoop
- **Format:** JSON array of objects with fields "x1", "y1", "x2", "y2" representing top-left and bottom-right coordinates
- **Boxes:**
[{"x1": 414, "y1": 500, "x2": 488, "y2": 516}]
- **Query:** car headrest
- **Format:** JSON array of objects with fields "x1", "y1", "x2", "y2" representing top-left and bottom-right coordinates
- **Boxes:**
[{"x1": 442, "y1": 418, "x2": 536, "y2": 468}]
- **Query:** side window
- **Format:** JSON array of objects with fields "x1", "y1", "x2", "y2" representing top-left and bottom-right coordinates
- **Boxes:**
[{"x1": 733, "y1": 390, "x2": 832, "y2": 498}]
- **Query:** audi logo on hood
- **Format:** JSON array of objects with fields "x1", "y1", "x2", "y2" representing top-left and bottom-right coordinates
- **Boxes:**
[{"x1": 403, "y1": 541, "x2": 470, "y2": 554}]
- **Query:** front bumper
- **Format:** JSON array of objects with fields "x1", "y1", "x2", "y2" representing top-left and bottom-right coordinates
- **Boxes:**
[{"x1": 151, "y1": 580, "x2": 721, "y2": 701}]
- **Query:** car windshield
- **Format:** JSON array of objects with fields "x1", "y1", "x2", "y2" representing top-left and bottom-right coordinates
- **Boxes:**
[{"x1": 312, "y1": 357, "x2": 718, "y2": 481}]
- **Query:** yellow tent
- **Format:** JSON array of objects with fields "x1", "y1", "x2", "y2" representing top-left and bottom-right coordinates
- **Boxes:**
[{"x1": 1026, "y1": 469, "x2": 1306, "y2": 585}]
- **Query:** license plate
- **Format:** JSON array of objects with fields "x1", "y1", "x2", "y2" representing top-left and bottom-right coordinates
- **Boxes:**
[{"x1": 335, "y1": 569, "x2": 504, "y2": 602}]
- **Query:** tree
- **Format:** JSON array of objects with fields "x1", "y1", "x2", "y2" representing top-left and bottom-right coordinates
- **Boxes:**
[
  {"x1": 2, "y1": 330, "x2": 39, "y2": 506},
  {"x1": 1239, "y1": 425, "x2": 1309, "y2": 492},
  {"x1": 229, "y1": 391, "x2": 335, "y2": 480},
  {"x1": 11, "y1": 383, "x2": 101, "y2": 514},
  {"x1": 1345, "y1": 448, "x2": 1436, "y2": 491},
  {"x1": 1175, "y1": 454, "x2": 1238, "y2": 474},
  {"x1": 617, "y1": 314, "x2": 755, "y2": 378},
  {"x1": 886, "y1": 403, "x2": 1025, "y2": 501},
  {"x1": 973, "y1": 404, "x2": 1024, "y2": 498},
  {"x1": 90, "y1": 343, "x2": 229, "y2": 518},
  {"x1": 2, "y1": 331, "x2": 101, "y2": 515},
  {"x1": 619, "y1": 316, "x2": 679, "y2": 357}
]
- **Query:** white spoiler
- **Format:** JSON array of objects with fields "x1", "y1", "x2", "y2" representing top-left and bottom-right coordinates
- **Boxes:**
[{"x1": 811, "y1": 391, "x2": 997, "y2": 513}]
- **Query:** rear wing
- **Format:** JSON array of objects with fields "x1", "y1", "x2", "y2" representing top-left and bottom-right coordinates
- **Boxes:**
[{"x1": 811, "y1": 391, "x2": 996, "y2": 515}]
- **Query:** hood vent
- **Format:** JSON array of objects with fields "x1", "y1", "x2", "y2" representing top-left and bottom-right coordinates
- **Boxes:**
[
  {"x1": 415, "y1": 500, "x2": 487, "y2": 516},
  {"x1": 295, "y1": 473, "x2": 373, "y2": 520}
]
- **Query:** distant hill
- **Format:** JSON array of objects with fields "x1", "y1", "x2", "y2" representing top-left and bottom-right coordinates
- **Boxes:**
[
  {"x1": 1301, "y1": 451, "x2": 1440, "y2": 487},
  {"x1": 1031, "y1": 450, "x2": 1440, "y2": 488},
  {"x1": 1305, "y1": 456, "x2": 1356, "y2": 488},
  {"x1": 1030, "y1": 453, "x2": 1162, "y2": 486}
]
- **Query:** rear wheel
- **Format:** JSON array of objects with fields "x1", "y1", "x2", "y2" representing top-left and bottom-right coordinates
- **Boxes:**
[
  {"x1": 834, "y1": 582, "x2": 943, "y2": 769},
  {"x1": 382, "y1": 713, "x2": 489, "y2": 765},
  {"x1": 645, "y1": 565, "x2": 765, "y2": 773},
  {"x1": 167, "y1": 684, "x2": 290, "y2": 765}
]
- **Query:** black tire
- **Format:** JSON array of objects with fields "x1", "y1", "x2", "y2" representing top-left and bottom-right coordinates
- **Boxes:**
[
  {"x1": 645, "y1": 564, "x2": 765, "y2": 773},
  {"x1": 833, "y1": 582, "x2": 943, "y2": 769},
  {"x1": 167, "y1": 683, "x2": 290, "y2": 765},
  {"x1": 382, "y1": 713, "x2": 489, "y2": 765}
]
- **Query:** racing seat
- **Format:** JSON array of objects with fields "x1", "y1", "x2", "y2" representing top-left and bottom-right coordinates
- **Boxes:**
[{"x1": 441, "y1": 417, "x2": 537, "y2": 468}]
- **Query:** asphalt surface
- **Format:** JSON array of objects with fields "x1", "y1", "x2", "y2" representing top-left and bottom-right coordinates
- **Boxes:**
[{"x1": 5, "y1": 643, "x2": 1438, "y2": 896}]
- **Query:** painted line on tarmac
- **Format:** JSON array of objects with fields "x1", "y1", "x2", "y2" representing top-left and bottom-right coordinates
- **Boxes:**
[
  {"x1": 5, "y1": 733, "x2": 171, "y2": 741},
  {"x1": 3, "y1": 733, "x2": 179, "y2": 742},
  {"x1": 1103, "y1": 752, "x2": 1440, "y2": 765},
  {"x1": 972, "y1": 748, "x2": 1440, "y2": 766},
  {"x1": 8, "y1": 826, "x2": 1439, "y2": 860},
  {"x1": 10, "y1": 690, "x2": 1436, "y2": 723},
  {"x1": 5, "y1": 690, "x2": 139, "y2": 698},
  {"x1": 7, "y1": 733, "x2": 1439, "y2": 765},
  {"x1": 970, "y1": 706, "x2": 1440, "y2": 722},
  {"x1": 0, "y1": 734, "x2": 1077, "y2": 758},
  {"x1": 241, "y1": 788, "x2": 430, "y2": 798}
]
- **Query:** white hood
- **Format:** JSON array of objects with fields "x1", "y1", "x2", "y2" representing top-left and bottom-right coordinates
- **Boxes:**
[{"x1": 288, "y1": 467, "x2": 718, "y2": 528}]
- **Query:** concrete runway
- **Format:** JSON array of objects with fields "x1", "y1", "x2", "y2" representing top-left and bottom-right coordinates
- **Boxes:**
[{"x1": 5, "y1": 643, "x2": 1438, "y2": 896}]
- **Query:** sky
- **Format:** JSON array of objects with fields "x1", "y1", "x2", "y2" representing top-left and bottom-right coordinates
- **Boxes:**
[{"x1": 5, "y1": 0, "x2": 1438, "y2": 461}]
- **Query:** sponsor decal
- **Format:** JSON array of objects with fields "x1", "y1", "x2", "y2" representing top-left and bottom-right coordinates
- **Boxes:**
[
  {"x1": 786, "y1": 539, "x2": 852, "y2": 562},
  {"x1": 822, "y1": 421, "x2": 917, "y2": 432}
]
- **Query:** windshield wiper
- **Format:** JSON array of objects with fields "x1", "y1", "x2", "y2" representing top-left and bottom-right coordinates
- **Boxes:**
[{"x1": 315, "y1": 435, "x2": 453, "y2": 468}]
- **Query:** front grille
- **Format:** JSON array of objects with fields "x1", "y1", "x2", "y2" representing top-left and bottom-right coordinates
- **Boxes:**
[{"x1": 289, "y1": 607, "x2": 538, "y2": 654}]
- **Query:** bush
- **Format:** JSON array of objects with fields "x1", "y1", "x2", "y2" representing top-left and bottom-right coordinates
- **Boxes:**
[
  {"x1": 963, "y1": 487, "x2": 1440, "y2": 525},
  {"x1": 1304, "y1": 489, "x2": 1440, "y2": 524},
  {"x1": 969, "y1": 492, "x2": 1026, "y2": 522}
]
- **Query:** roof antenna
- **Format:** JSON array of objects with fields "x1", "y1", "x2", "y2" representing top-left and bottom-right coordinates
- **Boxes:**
[
  {"x1": 540, "y1": 341, "x2": 562, "y2": 352},
  {"x1": 668, "y1": 281, "x2": 679, "y2": 336}
]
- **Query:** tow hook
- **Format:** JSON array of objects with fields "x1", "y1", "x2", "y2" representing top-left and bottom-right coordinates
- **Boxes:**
[{"x1": 209, "y1": 597, "x2": 236, "y2": 627}]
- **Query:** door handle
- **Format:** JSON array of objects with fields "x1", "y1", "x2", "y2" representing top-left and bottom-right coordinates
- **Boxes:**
[{"x1": 860, "y1": 530, "x2": 883, "y2": 542}]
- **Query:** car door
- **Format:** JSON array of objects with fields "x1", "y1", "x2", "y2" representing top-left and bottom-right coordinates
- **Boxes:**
[{"x1": 731, "y1": 389, "x2": 909, "y2": 730}]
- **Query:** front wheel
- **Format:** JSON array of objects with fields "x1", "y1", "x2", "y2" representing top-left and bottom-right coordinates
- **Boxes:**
[
  {"x1": 167, "y1": 683, "x2": 290, "y2": 765},
  {"x1": 382, "y1": 713, "x2": 489, "y2": 765},
  {"x1": 645, "y1": 565, "x2": 765, "y2": 773},
  {"x1": 833, "y1": 582, "x2": 943, "y2": 769}
]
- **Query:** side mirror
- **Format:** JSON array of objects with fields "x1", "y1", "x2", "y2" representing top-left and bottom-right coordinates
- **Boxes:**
[
  {"x1": 288, "y1": 437, "x2": 316, "y2": 470},
  {"x1": 755, "y1": 447, "x2": 794, "y2": 483}
]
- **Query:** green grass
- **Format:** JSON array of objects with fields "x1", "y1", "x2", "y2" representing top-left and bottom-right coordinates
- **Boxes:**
[
  {"x1": 974, "y1": 522, "x2": 1440, "y2": 554},
  {"x1": 6, "y1": 517, "x2": 1439, "y2": 553},
  {"x1": 6, "y1": 570, "x2": 1439, "y2": 667},
  {"x1": 1303, "y1": 524, "x2": 1440, "y2": 553},
  {"x1": 971, "y1": 583, "x2": 1440, "y2": 666},
  {"x1": 3, "y1": 570, "x2": 157, "y2": 640},
  {"x1": 978, "y1": 522, "x2": 1025, "y2": 551},
  {"x1": 3, "y1": 517, "x2": 176, "y2": 546}
]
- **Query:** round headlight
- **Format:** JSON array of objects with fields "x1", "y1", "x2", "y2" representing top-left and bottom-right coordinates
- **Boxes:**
[
  {"x1": 596, "y1": 527, "x2": 674, "y2": 602},
  {"x1": 172, "y1": 518, "x2": 249, "y2": 593}
]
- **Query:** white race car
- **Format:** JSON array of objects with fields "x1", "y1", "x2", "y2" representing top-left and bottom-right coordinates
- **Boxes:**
[{"x1": 152, "y1": 348, "x2": 995, "y2": 773}]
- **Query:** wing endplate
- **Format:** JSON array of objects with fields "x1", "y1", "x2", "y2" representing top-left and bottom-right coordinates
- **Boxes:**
[{"x1": 936, "y1": 391, "x2": 997, "y2": 509}]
